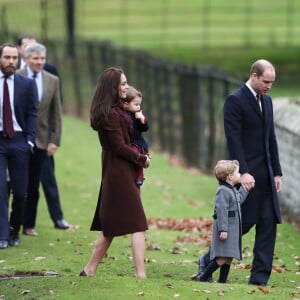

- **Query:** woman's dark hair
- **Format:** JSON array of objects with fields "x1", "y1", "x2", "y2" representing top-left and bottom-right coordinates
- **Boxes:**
[{"x1": 90, "y1": 67, "x2": 124, "y2": 130}]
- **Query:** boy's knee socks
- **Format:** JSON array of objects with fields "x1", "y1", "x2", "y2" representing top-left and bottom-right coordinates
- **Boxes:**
[
  {"x1": 218, "y1": 264, "x2": 231, "y2": 283},
  {"x1": 199, "y1": 260, "x2": 220, "y2": 282}
]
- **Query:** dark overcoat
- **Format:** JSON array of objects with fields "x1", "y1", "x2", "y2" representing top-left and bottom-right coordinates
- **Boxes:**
[
  {"x1": 223, "y1": 84, "x2": 282, "y2": 225},
  {"x1": 90, "y1": 107, "x2": 148, "y2": 237},
  {"x1": 210, "y1": 184, "x2": 248, "y2": 261}
]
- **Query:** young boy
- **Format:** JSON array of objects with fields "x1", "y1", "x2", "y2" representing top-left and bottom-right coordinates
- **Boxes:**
[
  {"x1": 122, "y1": 86, "x2": 149, "y2": 186},
  {"x1": 197, "y1": 160, "x2": 249, "y2": 283}
]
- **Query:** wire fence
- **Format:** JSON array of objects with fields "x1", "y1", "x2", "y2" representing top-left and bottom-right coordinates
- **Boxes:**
[{"x1": 1, "y1": 0, "x2": 298, "y2": 171}]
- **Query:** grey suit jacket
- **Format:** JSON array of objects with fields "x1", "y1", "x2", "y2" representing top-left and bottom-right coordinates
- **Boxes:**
[{"x1": 17, "y1": 68, "x2": 62, "y2": 150}]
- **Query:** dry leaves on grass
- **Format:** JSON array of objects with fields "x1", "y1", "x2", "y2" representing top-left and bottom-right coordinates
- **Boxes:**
[
  {"x1": 147, "y1": 217, "x2": 212, "y2": 246},
  {"x1": 290, "y1": 291, "x2": 300, "y2": 299},
  {"x1": 235, "y1": 262, "x2": 288, "y2": 273},
  {"x1": 148, "y1": 217, "x2": 212, "y2": 232}
]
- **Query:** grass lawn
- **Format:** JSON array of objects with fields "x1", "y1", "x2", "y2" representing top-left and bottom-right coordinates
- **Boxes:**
[{"x1": 0, "y1": 116, "x2": 299, "y2": 299}]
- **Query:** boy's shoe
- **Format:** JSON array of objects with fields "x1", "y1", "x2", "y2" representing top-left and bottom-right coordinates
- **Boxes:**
[
  {"x1": 135, "y1": 178, "x2": 145, "y2": 186},
  {"x1": 196, "y1": 254, "x2": 212, "y2": 282}
]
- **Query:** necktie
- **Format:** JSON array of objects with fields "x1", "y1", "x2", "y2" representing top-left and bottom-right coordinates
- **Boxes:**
[
  {"x1": 32, "y1": 72, "x2": 39, "y2": 101},
  {"x1": 256, "y1": 94, "x2": 262, "y2": 111},
  {"x1": 2, "y1": 77, "x2": 14, "y2": 138}
]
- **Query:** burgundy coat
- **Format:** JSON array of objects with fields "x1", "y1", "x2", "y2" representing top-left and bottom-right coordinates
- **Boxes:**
[{"x1": 90, "y1": 107, "x2": 148, "y2": 237}]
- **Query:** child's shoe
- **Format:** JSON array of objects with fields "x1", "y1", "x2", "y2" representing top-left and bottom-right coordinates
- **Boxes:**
[{"x1": 135, "y1": 177, "x2": 145, "y2": 186}]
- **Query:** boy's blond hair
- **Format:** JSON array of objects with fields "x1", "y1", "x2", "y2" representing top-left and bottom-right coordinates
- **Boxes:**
[{"x1": 214, "y1": 160, "x2": 239, "y2": 181}]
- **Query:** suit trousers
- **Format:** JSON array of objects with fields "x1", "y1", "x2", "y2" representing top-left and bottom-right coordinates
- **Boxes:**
[
  {"x1": 40, "y1": 155, "x2": 64, "y2": 223},
  {"x1": 0, "y1": 133, "x2": 30, "y2": 239},
  {"x1": 23, "y1": 147, "x2": 47, "y2": 229},
  {"x1": 242, "y1": 192, "x2": 277, "y2": 285}
]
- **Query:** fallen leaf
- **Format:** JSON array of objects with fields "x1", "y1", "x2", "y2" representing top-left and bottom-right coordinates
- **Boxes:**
[
  {"x1": 169, "y1": 247, "x2": 181, "y2": 254},
  {"x1": 68, "y1": 224, "x2": 80, "y2": 231},
  {"x1": 146, "y1": 243, "x2": 160, "y2": 250},
  {"x1": 144, "y1": 258, "x2": 157, "y2": 263},
  {"x1": 166, "y1": 282, "x2": 174, "y2": 288},
  {"x1": 217, "y1": 290, "x2": 225, "y2": 296},
  {"x1": 290, "y1": 291, "x2": 300, "y2": 297},
  {"x1": 173, "y1": 294, "x2": 180, "y2": 298},
  {"x1": 34, "y1": 256, "x2": 46, "y2": 261},
  {"x1": 247, "y1": 289, "x2": 256, "y2": 294},
  {"x1": 192, "y1": 289, "x2": 201, "y2": 292},
  {"x1": 272, "y1": 265, "x2": 285, "y2": 273},
  {"x1": 257, "y1": 286, "x2": 269, "y2": 294},
  {"x1": 21, "y1": 290, "x2": 30, "y2": 295},
  {"x1": 69, "y1": 281, "x2": 76, "y2": 286},
  {"x1": 181, "y1": 260, "x2": 193, "y2": 264},
  {"x1": 137, "y1": 292, "x2": 144, "y2": 296},
  {"x1": 0, "y1": 260, "x2": 5, "y2": 264},
  {"x1": 202, "y1": 290, "x2": 211, "y2": 294}
]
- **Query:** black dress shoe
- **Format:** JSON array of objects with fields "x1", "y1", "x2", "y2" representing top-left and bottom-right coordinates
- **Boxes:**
[
  {"x1": 9, "y1": 236, "x2": 20, "y2": 247},
  {"x1": 54, "y1": 219, "x2": 69, "y2": 230},
  {"x1": 79, "y1": 270, "x2": 87, "y2": 276},
  {"x1": 0, "y1": 240, "x2": 8, "y2": 249}
]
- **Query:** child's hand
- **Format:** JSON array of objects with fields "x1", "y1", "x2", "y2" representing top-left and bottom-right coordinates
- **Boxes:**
[
  {"x1": 135, "y1": 111, "x2": 146, "y2": 124},
  {"x1": 219, "y1": 231, "x2": 228, "y2": 240},
  {"x1": 144, "y1": 155, "x2": 150, "y2": 168}
]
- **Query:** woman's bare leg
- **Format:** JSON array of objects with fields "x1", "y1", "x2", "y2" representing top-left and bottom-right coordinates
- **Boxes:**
[
  {"x1": 131, "y1": 231, "x2": 146, "y2": 278},
  {"x1": 82, "y1": 232, "x2": 113, "y2": 276}
]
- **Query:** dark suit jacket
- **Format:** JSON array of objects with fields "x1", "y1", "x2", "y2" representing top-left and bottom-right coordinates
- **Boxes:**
[
  {"x1": 13, "y1": 73, "x2": 38, "y2": 144},
  {"x1": 223, "y1": 84, "x2": 282, "y2": 224}
]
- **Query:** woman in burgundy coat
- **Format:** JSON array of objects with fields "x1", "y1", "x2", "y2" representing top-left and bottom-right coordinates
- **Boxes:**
[{"x1": 80, "y1": 67, "x2": 150, "y2": 278}]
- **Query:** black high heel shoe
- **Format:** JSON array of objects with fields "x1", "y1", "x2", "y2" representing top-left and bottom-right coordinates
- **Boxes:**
[{"x1": 79, "y1": 270, "x2": 87, "y2": 276}]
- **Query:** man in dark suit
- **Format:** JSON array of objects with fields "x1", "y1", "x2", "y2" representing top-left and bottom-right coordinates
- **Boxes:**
[
  {"x1": 16, "y1": 34, "x2": 69, "y2": 230},
  {"x1": 197, "y1": 59, "x2": 282, "y2": 286},
  {"x1": 17, "y1": 42, "x2": 64, "y2": 236},
  {"x1": 0, "y1": 43, "x2": 37, "y2": 249}
]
